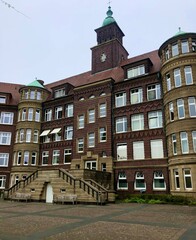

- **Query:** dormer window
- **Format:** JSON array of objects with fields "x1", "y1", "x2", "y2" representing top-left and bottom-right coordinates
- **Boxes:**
[
  {"x1": 54, "y1": 88, "x2": 65, "y2": 98},
  {"x1": 0, "y1": 96, "x2": 6, "y2": 104},
  {"x1": 127, "y1": 65, "x2": 145, "y2": 79}
]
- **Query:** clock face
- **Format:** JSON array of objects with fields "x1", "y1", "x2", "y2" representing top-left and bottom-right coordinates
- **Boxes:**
[{"x1": 100, "y1": 53, "x2": 107, "y2": 62}]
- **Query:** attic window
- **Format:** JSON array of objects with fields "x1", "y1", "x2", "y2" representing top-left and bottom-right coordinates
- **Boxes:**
[
  {"x1": 0, "y1": 96, "x2": 6, "y2": 104},
  {"x1": 127, "y1": 65, "x2": 145, "y2": 79},
  {"x1": 54, "y1": 89, "x2": 65, "y2": 98},
  {"x1": 89, "y1": 95, "x2": 95, "y2": 99}
]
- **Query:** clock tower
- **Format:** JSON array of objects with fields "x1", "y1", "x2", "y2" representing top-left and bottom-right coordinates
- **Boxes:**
[{"x1": 91, "y1": 6, "x2": 129, "y2": 74}]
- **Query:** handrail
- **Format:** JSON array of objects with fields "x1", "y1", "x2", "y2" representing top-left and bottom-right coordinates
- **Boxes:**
[{"x1": 85, "y1": 179, "x2": 108, "y2": 201}]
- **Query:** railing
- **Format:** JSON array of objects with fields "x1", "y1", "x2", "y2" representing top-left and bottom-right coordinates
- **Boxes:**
[
  {"x1": 85, "y1": 179, "x2": 108, "y2": 202},
  {"x1": 5, "y1": 170, "x2": 39, "y2": 199},
  {"x1": 59, "y1": 169, "x2": 76, "y2": 193}
]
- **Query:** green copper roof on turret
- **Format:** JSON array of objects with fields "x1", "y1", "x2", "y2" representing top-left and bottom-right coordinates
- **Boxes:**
[
  {"x1": 27, "y1": 79, "x2": 45, "y2": 89},
  {"x1": 174, "y1": 27, "x2": 186, "y2": 36},
  {"x1": 102, "y1": 6, "x2": 116, "y2": 26}
]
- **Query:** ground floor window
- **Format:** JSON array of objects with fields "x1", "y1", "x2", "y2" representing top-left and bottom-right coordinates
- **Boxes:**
[
  {"x1": 153, "y1": 171, "x2": 166, "y2": 190},
  {"x1": 0, "y1": 176, "x2": 6, "y2": 188},
  {"x1": 42, "y1": 151, "x2": 49, "y2": 165},
  {"x1": 64, "y1": 149, "x2": 71, "y2": 164},
  {"x1": 85, "y1": 161, "x2": 96, "y2": 170},
  {"x1": 52, "y1": 150, "x2": 60, "y2": 165},
  {"x1": 174, "y1": 170, "x2": 180, "y2": 189},
  {"x1": 183, "y1": 169, "x2": 192, "y2": 189},
  {"x1": 134, "y1": 172, "x2": 146, "y2": 190},
  {"x1": 117, "y1": 172, "x2": 128, "y2": 190}
]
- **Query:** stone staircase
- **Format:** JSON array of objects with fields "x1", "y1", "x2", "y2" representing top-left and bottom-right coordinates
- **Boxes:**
[{"x1": 4, "y1": 169, "x2": 115, "y2": 204}]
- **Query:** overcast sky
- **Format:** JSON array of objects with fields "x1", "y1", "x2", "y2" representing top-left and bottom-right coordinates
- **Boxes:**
[{"x1": 0, "y1": 0, "x2": 195, "y2": 85}]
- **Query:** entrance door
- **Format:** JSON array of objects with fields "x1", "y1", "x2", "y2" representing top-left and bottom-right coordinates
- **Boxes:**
[{"x1": 46, "y1": 183, "x2": 53, "y2": 203}]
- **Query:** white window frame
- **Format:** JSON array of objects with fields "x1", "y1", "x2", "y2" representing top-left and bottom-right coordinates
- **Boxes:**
[
  {"x1": 169, "y1": 102, "x2": 174, "y2": 121},
  {"x1": 181, "y1": 40, "x2": 189, "y2": 54},
  {"x1": 172, "y1": 43, "x2": 179, "y2": 56},
  {"x1": 99, "y1": 103, "x2": 106, "y2": 118},
  {"x1": 0, "y1": 96, "x2": 6, "y2": 104},
  {"x1": 166, "y1": 73, "x2": 171, "y2": 91},
  {"x1": 64, "y1": 149, "x2": 72, "y2": 164},
  {"x1": 66, "y1": 103, "x2": 73, "y2": 118},
  {"x1": 117, "y1": 172, "x2": 128, "y2": 190},
  {"x1": 26, "y1": 129, "x2": 32, "y2": 142},
  {"x1": 147, "y1": 84, "x2": 161, "y2": 101},
  {"x1": 184, "y1": 66, "x2": 193, "y2": 85},
  {"x1": 148, "y1": 111, "x2": 163, "y2": 129},
  {"x1": 115, "y1": 92, "x2": 126, "y2": 107},
  {"x1": 153, "y1": 171, "x2": 166, "y2": 190},
  {"x1": 117, "y1": 144, "x2": 127, "y2": 161},
  {"x1": 78, "y1": 138, "x2": 84, "y2": 153},
  {"x1": 180, "y1": 132, "x2": 189, "y2": 154},
  {"x1": 55, "y1": 106, "x2": 62, "y2": 120},
  {"x1": 183, "y1": 169, "x2": 192, "y2": 189},
  {"x1": 127, "y1": 65, "x2": 145, "y2": 78},
  {"x1": 78, "y1": 115, "x2": 84, "y2": 129},
  {"x1": 45, "y1": 109, "x2": 52, "y2": 121},
  {"x1": 192, "y1": 131, "x2": 196, "y2": 153},
  {"x1": 65, "y1": 126, "x2": 73, "y2": 140},
  {"x1": 130, "y1": 88, "x2": 143, "y2": 104},
  {"x1": 88, "y1": 132, "x2": 95, "y2": 148},
  {"x1": 0, "y1": 132, "x2": 11, "y2": 145},
  {"x1": 172, "y1": 134, "x2": 177, "y2": 155},
  {"x1": 116, "y1": 117, "x2": 127, "y2": 133},
  {"x1": 88, "y1": 109, "x2": 95, "y2": 123},
  {"x1": 85, "y1": 161, "x2": 97, "y2": 170},
  {"x1": 174, "y1": 68, "x2": 181, "y2": 87},
  {"x1": 0, "y1": 112, "x2": 14, "y2": 125},
  {"x1": 31, "y1": 152, "x2": 37, "y2": 165},
  {"x1": 52, "y1": 150, "x2": 60, "y2": 165},
  {"x1": 177, "y1": 99, "x2": 185, "y2": 119},
  {"x1": 54, "y1": 88, "x2": 65, "y2": 98},
  {"x1": 174, "y1": 170, "x2": 180, "y2": 189},
  {"x1": 28, "y1": 108, "x2": 33, "y2": 121},
  {"x1": 42, "y1": 151, "x2": 49, "y2": 165},
  {"x1": 188, "y1": 97, "x2": 196, "y2": 117},
  {"x1": 23, "y1": 151, "x2": 29, "y2": 165},
  {"x1": 17, "y1": 151, "x2": 22, "y2": 165},
  {"x1": 22, "y1": 109, "x2": 26, "y2": 121},
  {"x1": 133, "y1": 141, "x2": 145, "y2": 160},
  {"x1": 0, "y1": 176, "x2": 6, "y2": 189},
  {"x1": 35, "y1": 109, "x2": 40, "y2": 122},
  {"x1": 33, "y1": 130, "x2": 39, "y2": 143},
  {"x1": 134, "y1": 172, "x2": 146, "y2": 190},
  {"x1": 0, "y1": 153, "x2": 9, "y2": 167},
  {"x1": 131, "y1": 114, "x2": 144, "y2": 131},
  {"x1": 150, "y1": 139, "x2": 164, "y2": 159},
  {"x1": 99, "y1": 127, "x2": 106, "y2": 142}
]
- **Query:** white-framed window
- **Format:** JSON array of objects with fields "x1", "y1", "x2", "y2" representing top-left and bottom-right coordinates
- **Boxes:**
[
  {"x1": 115, "y1": 92, "x2": 126, "y2": 107},
  {"x1": 174, "y1": 170, "x2": 180, "y2": 189},
  {"x1": 0, "y1": 176, "x2": 6, "y2": 189},
  {"x1": 19, "y1": 129, "x2": 24, "y2": 142},
  {"x1": 31, "y1": 152, "x2": 37, "y2": 165},
  {"x1": 180, "y1": 132, "x2": 189, "y2": 154},
  {"x1": 184, "y1": 66, "x2": 193, "y2": 85},
  {"x1": 174, "y1": 68, "x2": 181, "y2": 87},
  {"x1": 188, "y1": 97, "x2": 196, "y2": 117},
  {"x1": 42, "y1": 151, "x2": 49, "y2": 165},
  {"x1": 85, "y1": 161, "x2": 97, "y2": 170},
  {"x1": 181, "y1": 40, "x2": 189, "y2": 54},
  {"x1": 117, "y1": 144, "x2": 127, "y2": 160},
  {"x1": 172, "y1": 43, "x2": 179, "y2": 56},
  {"x1": 44, "y1": 109, "x2": 52, "y2": 121},
  {"x1": 117, "y1": 172, "x2": 128, "y2": 190},
  {"x1": 88, "y1": 132, "x2": 95, "y2": 148},
  {"x1": 133, "y1": 141, "x2": 144, "y2": 160},
  {"x1": 147, "y1": 84, "x2": 161, "y2": 100},
  {"x1": 177, "y1": 99, "x2": 185, "y2": 119},
  {"x1": 131, "y1": 114, "x2": 144, "y2": 131},
  {"x1": 127, "y1": 65, "x2": 145, "y2": 78},
  {"x1": 15, "y1": 175, "x2": 19, "y2": 184},
  {"x1": 65, "y1": 126, "x2": 73, "y2": 140},
  {"x1": 22, "y1": 108, "x2": 26, "y2": 121},
  {"x1": 192, "y1": 40, "x2": 196, "y2": 52},
  {"x1": 52, "y1": 150, "x2": 60, "y2": 165},
  {"x1": 166, "y1": 73, "x2": 171, "y2": 91},
  {"x1": 65, "y1": 103, "x2": 73, "y2": 117},
  {"x1": 33, "y1": 130, "x2": 39, "y2": 143},
  {"x1": 24, "y1": 90, "x2": 29, "y2": 99},
  {"x1": 35, "y1": 109, "x2": 40, "y2": 122},
  {"x1": 150, "y1": 139, "x2": 164, "y2": 158},
  {"x1": 183, "y1": 169, "x2": 192, "y2": 189},
  {"x1": 78, "y1": 138, "x2": 84, "y2": 153},
  {"x1": 99, "y1": 127, "x2": 106, "y2": 142},
  {"x1": 153, "y1": 171, "x2": 166, "y2": 190},
  {"x1": 169, "y1": 102, "x2": 174, "y2": 121},
  {"x1": 64, "y1": 149, "x2": 72, "y2": 164},
  {"x1": 88, "y1": 109, "x2": 95, "y2": 123},
  {"x1": 0, "y1": 112, "x2": 14, "y2": 124},
  {"x1": 116, "y1": 117, "x2": 127, "y2": 133},
  {"x1": 37, "y1": 91, "x2": 41, "y2": 100},
  {"x1": 0, "y1": 96, "x2": 6, "y2": 104},
  {"x1": 172, "y1": 134, "x2": 177, "y2": 155},
  {"x1": 192, "y1": 131, "x2": 196, "y2": 153},
  {"x1": 23, "y1": 151, "x2": 29, "y2": 165},
  {"x1": 54, "y1": 88, "x2": 65, "y2": 98},
  {"x1": 0, "y1": 153, "x2": 9, "y2": 166},
  {"x1": 43, "y1": 135, "x2": 50, "y2": 143},
  {"x1": 78, "y1": 115, "x2": 84, "y2": 129},
  {"x1": 55, "y1": 106, "x2": 62, "y2": 120},
  {"x1": 26, "y1": 129, "x2": 32, "y2": 142},
  {"x1": 0, "y1": 132, "x2": 11, "y2": 145},
  {"x1": 54, "y1": 133, "x2": 61, "y2": 142},
  {"x1": 101, "y1": 163, "x2": 106, "y2": 172},
  {"x1": 99, "y1": 103, "x2": 106, "y2": 117},
  {"x1": 17, "y1": 151, "x2": 22, "y2": 165},
  {"x1": 134, "y1": 172, "x2": 146, "y2": 190},
  {"x1": 148, "y1": 111, "x2": 163, "y2": 129},
  {"x1": 28, "y1": 108, "x2": 33, "y2": 121},
  {"x1": 30, "y1": 90, "x2": 35, "y2": 100},
  {"x1": 130, "y1": 88, "x2": 143, "y2": 104}
]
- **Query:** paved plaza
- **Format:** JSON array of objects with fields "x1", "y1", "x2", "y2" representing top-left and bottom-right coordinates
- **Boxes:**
[{"x1": 0, "y1": 200, "x2": 195, "y2": 240}]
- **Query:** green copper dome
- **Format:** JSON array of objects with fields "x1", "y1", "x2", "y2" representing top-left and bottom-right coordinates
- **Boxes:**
[
  {"x1": 27, "y1": 80, "x2": 45, "y2": 89},
  {"x1": 102, "y1": 6, "x2": 116, "y2": 26},
  {"x1": 174, "y1": 27, "x2": 186, "y2": 36}
]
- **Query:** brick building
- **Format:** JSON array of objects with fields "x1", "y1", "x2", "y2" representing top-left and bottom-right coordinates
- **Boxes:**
[{"x1": 0, "y1": 7, "x2": 195, "y2": 202}]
